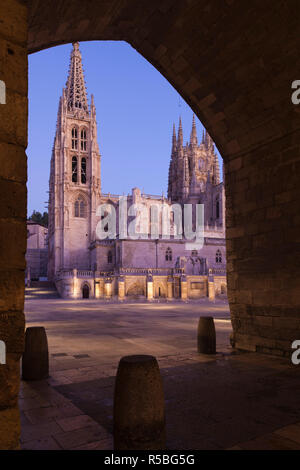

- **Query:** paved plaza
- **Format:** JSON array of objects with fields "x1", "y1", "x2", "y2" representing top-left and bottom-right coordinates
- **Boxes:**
[{"x1": 20, "y1": 288, "x2": 300, "y2": 450}]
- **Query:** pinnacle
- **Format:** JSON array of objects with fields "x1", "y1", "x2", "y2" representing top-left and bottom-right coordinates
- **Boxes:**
[{"x1": 190, "y1": 113, "x2": 198, "y2": 145}]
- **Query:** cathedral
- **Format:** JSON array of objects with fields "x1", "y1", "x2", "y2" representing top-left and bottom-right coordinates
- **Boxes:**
[{"x1": 47, "y1": 42, "x2": 227, "y2": 300}]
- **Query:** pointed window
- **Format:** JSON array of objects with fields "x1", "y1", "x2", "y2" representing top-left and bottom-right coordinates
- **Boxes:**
[
  {"x1": 81, "y1": 128, "x2": 87, "y2": 151},
  {"x1": 72, "y1": 156, "x2": 78, "y2": 183},
  {"x1": 216, "y1": 249, "x2": 222, "y2": 263},
  {"x1": 74, "y1": 199, "x2": 79, "y2": 217},
  {"x1": 72, "y1": 127, "x2": 78, "y2": 149},
  {"x1": 107, "y1": 251, "x2": 113, "y2": 264},
  {"x1": 74, "y1": 196, "x2": 87, "y2": 218},
  {"x1": 81, "y1": 158, "x2": 87, "y2": 184},
  {"x1": 165, "y1": 247, "x2": 172, "y2": 261}
]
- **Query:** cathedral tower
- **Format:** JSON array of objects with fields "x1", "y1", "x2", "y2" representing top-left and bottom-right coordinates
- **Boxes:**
[
  {"x1": 167, "y1": 115, "x2": 224, "y2": 226},
  {"x1": 48, "y1": 42, "x2": 101, "y2": 280}
]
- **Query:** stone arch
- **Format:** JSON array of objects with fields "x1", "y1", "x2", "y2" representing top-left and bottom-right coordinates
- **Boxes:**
[
  {"x1": 82, "y1": 282, "x2": 90, "y2": 299},
  {"x1": 127, "y1": 282, "x2": 145, "y2": 297},
  {"x1": 2, "y1": 12, "x2": 300, "y2": 453},
  {"x1": 154, "y1": 280, "x2": 167, "y2": 298},
  {"x1": 2, "y1": 0, "x2": 300, "y2": 454}
]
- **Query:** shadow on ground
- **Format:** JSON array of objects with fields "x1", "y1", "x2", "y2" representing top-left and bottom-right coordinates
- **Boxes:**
[{"x1": 55, "y1": 353, "x2": 300, "y2": 450}]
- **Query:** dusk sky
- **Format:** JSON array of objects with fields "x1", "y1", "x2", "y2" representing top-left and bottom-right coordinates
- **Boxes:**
[{"x1": 27, "y1": 40, "x2": 222, "y2": 215}]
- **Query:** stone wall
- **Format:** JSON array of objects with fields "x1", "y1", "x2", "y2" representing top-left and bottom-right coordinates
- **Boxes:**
[{"x1": 0, "y1": 0, "x2": 27, "y2": 450}]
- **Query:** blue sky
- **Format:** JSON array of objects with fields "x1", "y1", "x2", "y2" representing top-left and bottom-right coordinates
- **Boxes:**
[{"x1": 28, "y1": 41, "x2": 222, "y2": 215}]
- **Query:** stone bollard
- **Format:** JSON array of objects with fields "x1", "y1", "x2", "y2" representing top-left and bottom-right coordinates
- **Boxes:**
[
  {"x1": 22, "y1": 327, "x2": 49, "y2": 381},
  {"x1": 197, "y1": 317, "x2": 216, "y2": 354},
  {"x1": 114, "y1": 355, "x2": 165, "y2": 450}
]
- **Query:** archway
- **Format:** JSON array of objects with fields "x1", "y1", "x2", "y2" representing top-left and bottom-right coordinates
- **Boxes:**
[
  {"x1": 1, "y1": 0, "x2": 300, "y2": 450},
  {"x1": 24, "y1": 0, "x2": 300, "y2": 356},
  {"x1": 82, "y1": 284, "x2": 90, "y2": 299}
]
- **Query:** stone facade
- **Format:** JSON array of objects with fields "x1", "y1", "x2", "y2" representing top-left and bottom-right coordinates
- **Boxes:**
[{"x1": 47, "y1": 43, "x2": 227, "y2": 300}]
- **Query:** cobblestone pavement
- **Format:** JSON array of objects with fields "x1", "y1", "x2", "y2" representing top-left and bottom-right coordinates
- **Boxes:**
[{"x1": 20, "y1": 289, "x2": 300, "y2": 450}]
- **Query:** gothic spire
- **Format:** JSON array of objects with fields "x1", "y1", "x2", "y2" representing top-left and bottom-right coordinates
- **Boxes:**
[
  {"x1": 190, "y1": 114, "x2": 198, "y2": 146},
  {"x1": 172, "y1": 123, "x2": 177, "y2": 154},
  {"x1": 65, "y1": 42, "x2": 89, "y2": 114},
  {"x1": 177, "y1": 116, "x2": 183, "y2": 147}
]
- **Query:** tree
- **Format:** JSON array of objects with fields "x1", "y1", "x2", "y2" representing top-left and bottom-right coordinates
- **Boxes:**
[{"x1": 29, "y1": 210, "x2": 48, "y2": 227}]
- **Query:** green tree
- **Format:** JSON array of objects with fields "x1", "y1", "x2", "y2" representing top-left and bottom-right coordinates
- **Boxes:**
[{"x1": 29, "y1": 210, "x2": 48, "y2": 227}]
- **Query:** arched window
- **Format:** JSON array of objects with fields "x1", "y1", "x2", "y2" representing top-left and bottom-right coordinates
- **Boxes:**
[
  {"x1": 165, "y1": 247, "x2": 172, "y2": 261},
  {"x1": 81, "y1": 128, "x2": 87, "y2": 151},
  {"x1": 216, "y1": 249, "x2": 222, "y2": 263},
  {"x1": 74, "y1": 199, "x2": 79, "y2": 217},
  {"x1": 199, "y1": 158, "x2": 204, "y2": 170},
  {"x1": 72, "y1": 156, "x2": 78, "y2": 183},
  {"x1": 216, "y1": 198, "x2": 220, "y2": 219},
  {"x1": 72, "y1": 127, "x2": 78, "y2": 149},
  {"x1": 107, "y1": 251, "x2": 112, "y2": 264},
  {"x1": 74, "y1": 196, "x2": 86, "y2": 218},
  {"x1": 81, "y1": 157, "x2": 86, "y2": 184}
]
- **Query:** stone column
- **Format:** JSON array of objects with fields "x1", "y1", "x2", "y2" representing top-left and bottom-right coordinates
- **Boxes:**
[
  {"x1": 180, "y1": 276, "x2": 188, "y2": 300},
  {"x1": 147, "y1": 274, "x2": 153, "y2": 301},
  {"x1": 94, "y1": 281, "x2": 100, "y2": 299},
  {"x1": 167, "y1": 277, "x2": 173, "y2": 300},
  {"x1": 118, "y1": 277, "x2": 125, "y2": 300},
  {"x1": 208, "y1": 269, "x2": 215, "y2": 301},
  {"x1": 73, "y1": 268, "x2": 79, "y2": 299},
  {"x1": 104, "y1": 279, "x2": 112, "y2": 299},
  {"x1": 94, "y1": 271, "x2": 100, "y2": 299},
  {"x1": 0, "y1": 0, "x2": 28, "y2": 449}
]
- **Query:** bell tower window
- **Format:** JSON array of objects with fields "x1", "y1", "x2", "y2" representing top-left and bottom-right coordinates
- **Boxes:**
[
  {"x1": 81, "y1": 128, "x2": 87, "y2": 151},
  {"x1": 72, "y1": 127, "x2": 78, "y2": 149},
  {"x1": 72, "y1": 156, "x2": 78, "y2": 183},
  {"x1": 81, "y1": 158, "x2": 87, "y2": 184}
]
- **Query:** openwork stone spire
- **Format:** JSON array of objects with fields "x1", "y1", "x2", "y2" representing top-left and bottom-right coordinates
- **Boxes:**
[{"x1": 65, "y1": 42, "x2": 89, "y2": 114}]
